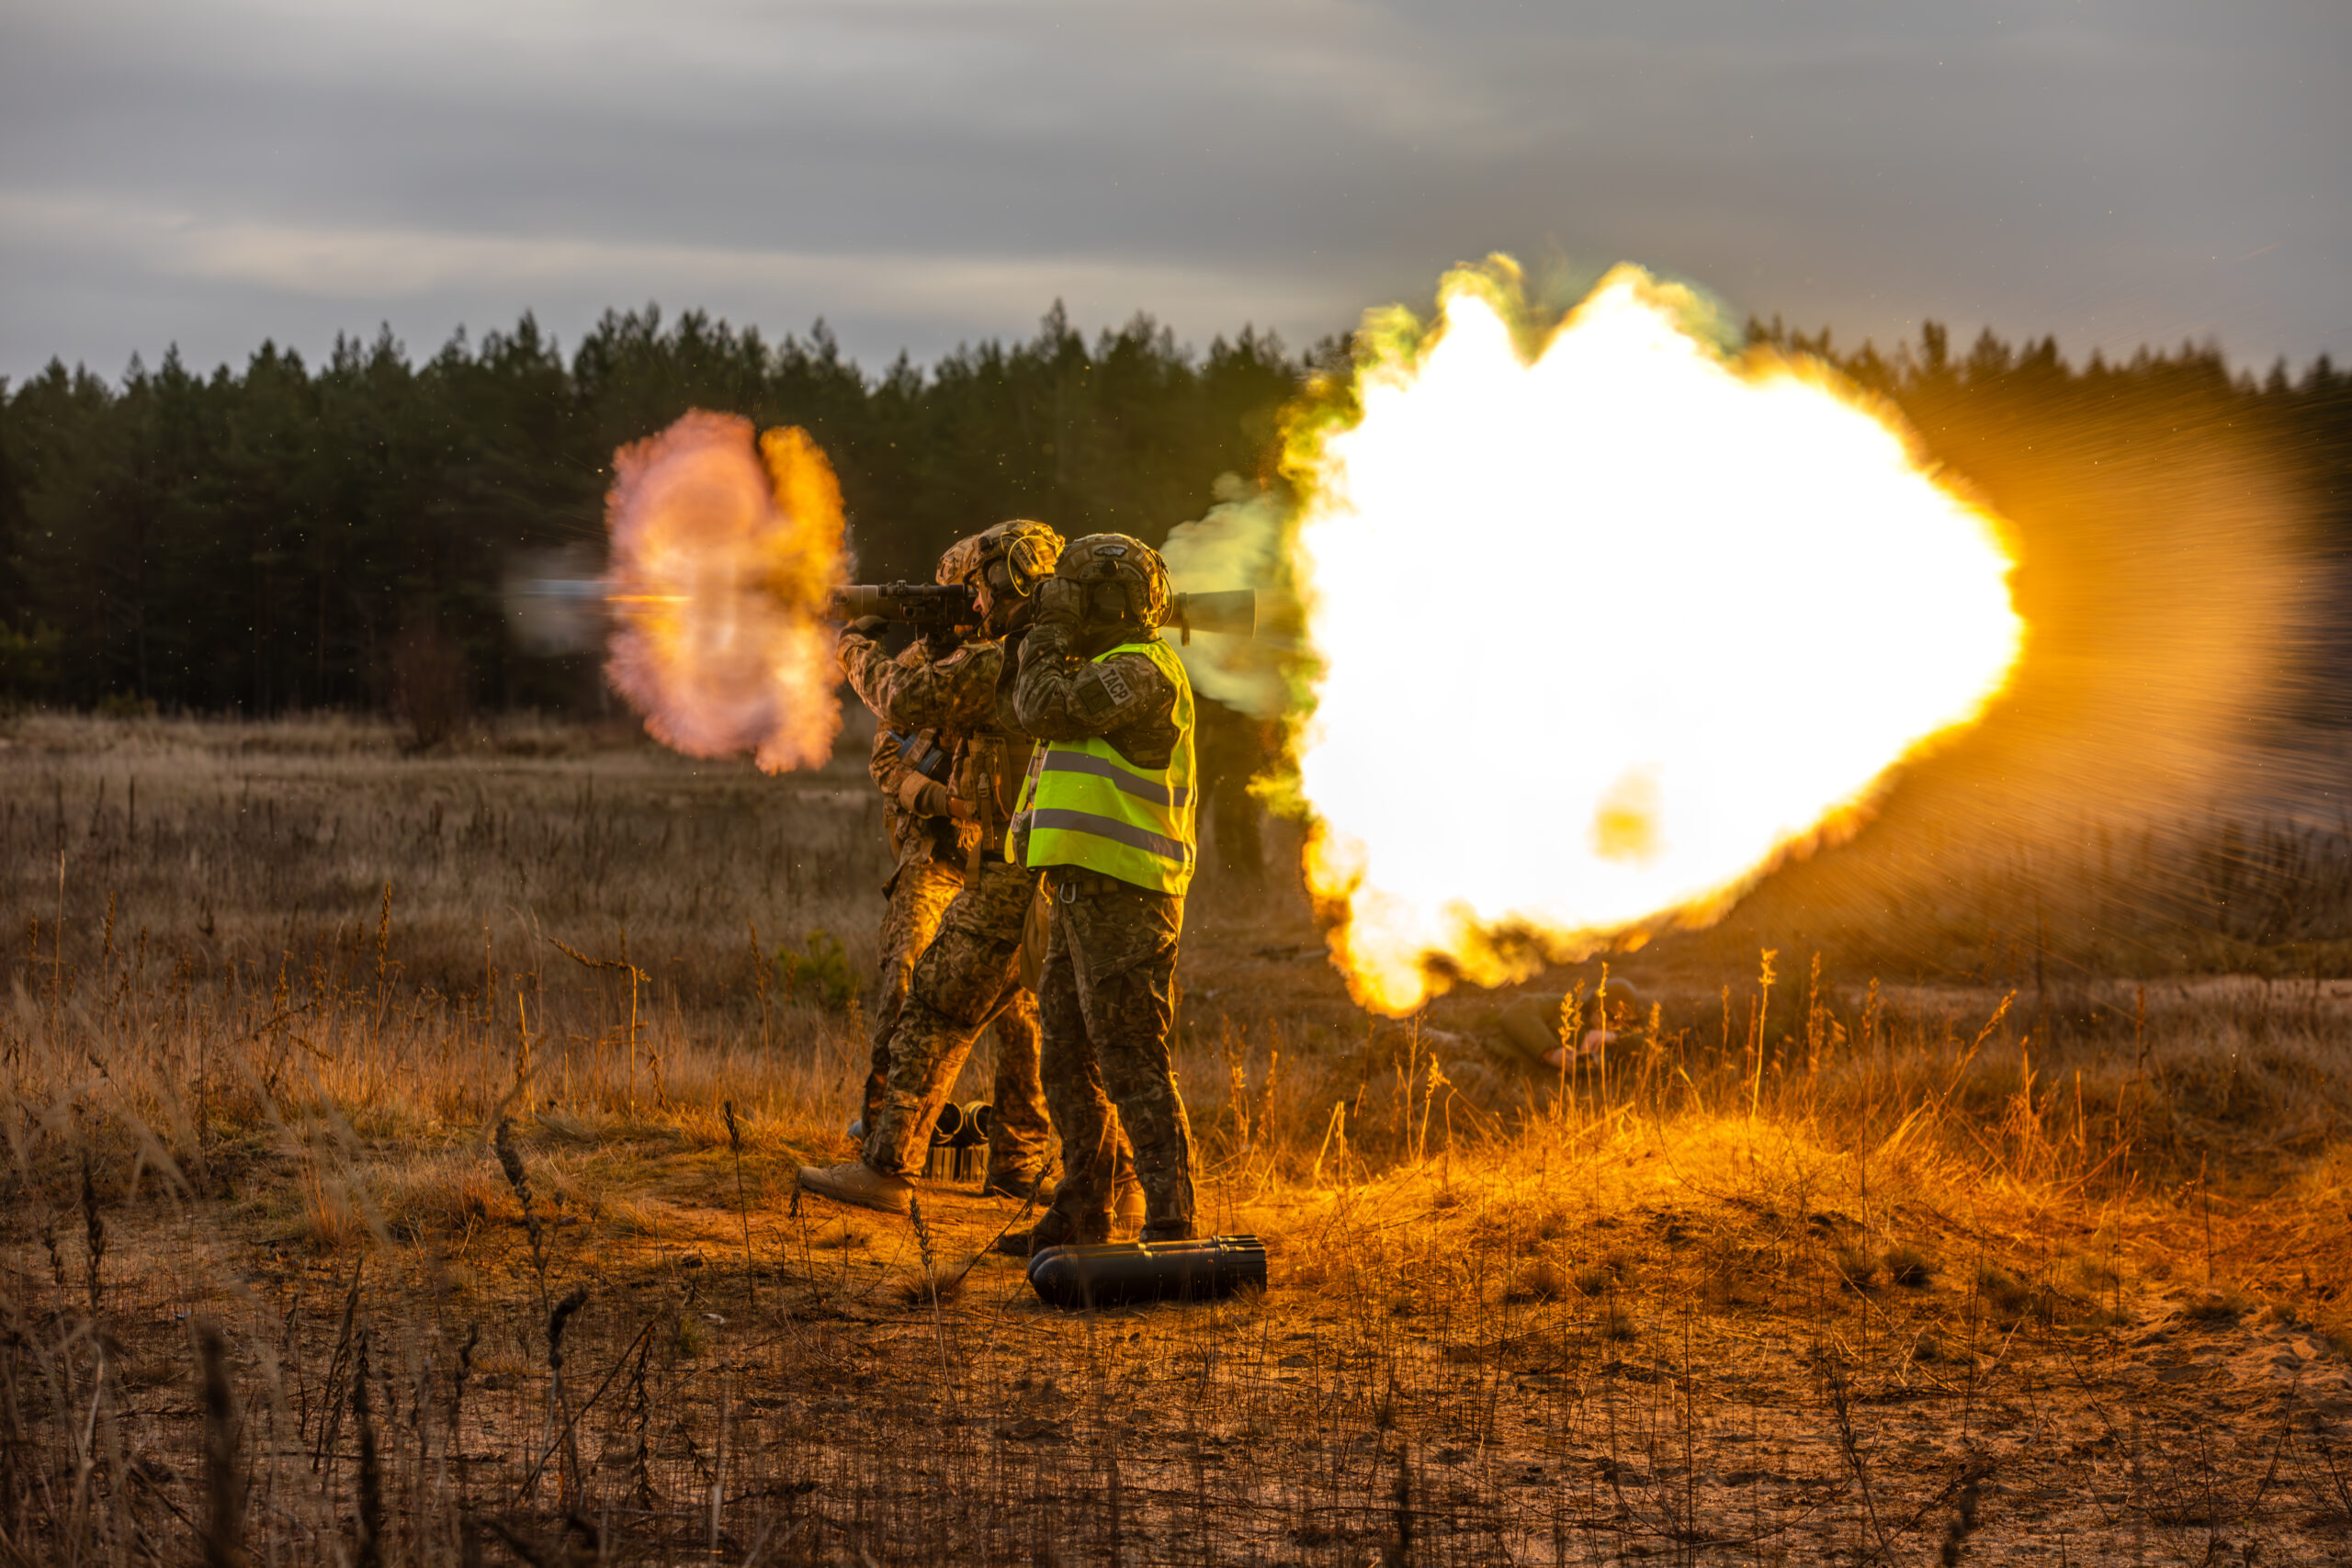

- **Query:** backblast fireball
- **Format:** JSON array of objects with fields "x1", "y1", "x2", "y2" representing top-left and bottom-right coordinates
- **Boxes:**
[{"x1": 1285, "y1": 262, "x2": 2026, "y2": 1014}]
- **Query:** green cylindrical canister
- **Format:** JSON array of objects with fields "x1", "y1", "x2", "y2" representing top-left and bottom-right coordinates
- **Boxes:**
[{"x1": 1026, "y1": 1235, "x2": 1267, "y2": 1310}]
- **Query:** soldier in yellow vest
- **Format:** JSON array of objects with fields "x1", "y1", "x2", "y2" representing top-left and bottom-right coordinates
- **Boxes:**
[{"x1": 1001, "y1": 533, "x2": 1201, "y2": 1250}]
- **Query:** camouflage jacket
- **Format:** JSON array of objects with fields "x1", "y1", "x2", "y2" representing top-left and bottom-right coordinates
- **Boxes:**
[
  {"x1": 864, "y1": 644, "x2": 969, "y2": 882},
  {"x1": 840, "y1": 630, "x2": 1034, "y2": 858},
  {"x1": 1011, "y1": 622, "x2": 1182, "y2": 770}
]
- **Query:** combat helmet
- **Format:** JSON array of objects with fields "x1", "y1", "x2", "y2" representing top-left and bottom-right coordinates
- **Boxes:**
[
  {"x1": 935, "y1": 520, "x2": 1063, "y2": 636},
  {"x1": 934, "y1": 536, "x2": 982, "y2": 588},
  {"x1": 939, "y1": 519, "x2": 1062, "y2": 593},
  {"x1": 1055, "y1": 533, "x2": 1171, "y2": 633}
]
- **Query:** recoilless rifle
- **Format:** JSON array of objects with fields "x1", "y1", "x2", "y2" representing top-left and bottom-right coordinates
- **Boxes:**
[{"x1": 827, "y1": 583, "x2": 1257, "y2": 643}]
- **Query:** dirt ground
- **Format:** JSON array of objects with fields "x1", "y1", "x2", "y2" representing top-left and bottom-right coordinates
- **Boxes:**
[
  {"x1": 31, "y1": 1107, "x2": 2352, "y2": 1566},
  {"x1": 6, "y1": 713, "x2": 2352, "y2": 1564}
]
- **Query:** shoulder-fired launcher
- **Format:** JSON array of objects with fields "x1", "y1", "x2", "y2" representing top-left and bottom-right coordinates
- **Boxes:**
[
  {"x1": 828, "y1": 581, "x2": 978, "y2": 626},
  {"x1": 826, "y1": 583, "x2": 1257, "y2": 641}
]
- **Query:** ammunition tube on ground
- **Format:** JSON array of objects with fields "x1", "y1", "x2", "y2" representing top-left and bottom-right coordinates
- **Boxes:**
[
  {"x1": 1025, "y1": 1235, "x2": 1268, "y2": 1310},
  {"x1": 928, "y1": 1100, "x2": 989, "y2": 1150}
]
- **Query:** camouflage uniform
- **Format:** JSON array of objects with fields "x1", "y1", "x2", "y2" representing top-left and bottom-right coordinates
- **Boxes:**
[
  {"x1": 865, "y1": 854, "x2": 1048, "y2": 1158},
  {"x1": 1012, "y1": 620, "x2": 1196, "y2": 1237},
  {"x1": 841, "y1": 632, "x2": 1051, "y2": 1180},
  {"x1": 859, "y1": 648, "x2": 965, "y2": 1125},
  {"x1": 860, "y1": 851, "x2": 962, "y2": 1123}
]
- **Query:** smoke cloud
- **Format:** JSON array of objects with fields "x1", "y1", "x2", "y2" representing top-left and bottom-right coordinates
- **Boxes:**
[
  {"x1": 1159, "y1": 474, "x2": 1299, "y2": 718},
  {"x1": 503, "y1": 545, "x2": 605, "y2": 656}
]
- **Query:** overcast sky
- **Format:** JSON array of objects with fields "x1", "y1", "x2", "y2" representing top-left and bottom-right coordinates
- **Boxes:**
[{"x1": 2, "y1": 0, "x2": 2344, "y2": 386}]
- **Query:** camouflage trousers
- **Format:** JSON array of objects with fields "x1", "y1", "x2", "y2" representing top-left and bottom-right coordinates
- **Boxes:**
[
  {"x1": 864, "y1": 859, "x2": 962, "y2": 1122},
  {"x1": 1037, "y1": 877, "x2": 1194, "y2": 1236},
  {"x1": 863, "y1": 858, "x2": 1052, "y2": 1180}
]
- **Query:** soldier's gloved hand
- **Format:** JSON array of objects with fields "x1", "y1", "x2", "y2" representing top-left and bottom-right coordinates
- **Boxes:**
[
  {"x1": 1035, "y1": 577, "x2": 1088, "y2": 627},
  {"x1": 846, "y1": 616, "x2": 889, "y2": 638},
  {"x1": 896, "y1": 772, "x2": 954, "y2": 818}
]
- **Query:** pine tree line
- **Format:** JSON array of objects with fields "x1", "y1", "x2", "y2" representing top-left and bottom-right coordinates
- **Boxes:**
[
  {"x1": 0, "y1": 305, "x2": 1301, "y2": 716},
  {"x1": 1, "y1": 302, "x2": 2345, "y2": 717}
]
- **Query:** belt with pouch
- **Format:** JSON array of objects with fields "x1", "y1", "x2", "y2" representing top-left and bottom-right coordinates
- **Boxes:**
[
  {"x1": 1049, "y1": 870, "x2": 1130, "y2": 902},
  {"x1": 931, "y1": 841, "x2": 1011, "y2": 870}
]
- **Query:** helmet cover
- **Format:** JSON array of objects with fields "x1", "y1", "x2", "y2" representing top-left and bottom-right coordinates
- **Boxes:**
[
  {"x1": 941, "y1": 519, "x2": 1064, "y2": 596},
  {"x1": 1055, "y1": 533, "x2": 1171, "y2": 632}
]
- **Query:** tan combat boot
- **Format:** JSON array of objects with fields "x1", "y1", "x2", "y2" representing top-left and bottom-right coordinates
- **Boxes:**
[{"x1": 797, "y1": 1160, "x2": 912, "y2": 1215}]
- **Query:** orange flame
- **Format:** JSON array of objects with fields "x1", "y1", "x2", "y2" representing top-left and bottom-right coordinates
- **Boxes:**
[
  {"x1": 1285, "y1": 263, "x2": 2025, "y2": 1014},
  {"x1": 603, "y1": 412, "x2": 849, "y2": 772}
]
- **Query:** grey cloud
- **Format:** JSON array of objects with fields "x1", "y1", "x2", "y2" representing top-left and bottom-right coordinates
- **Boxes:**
[{"x1": 0, "y1": 0, "x2": 2343, "y2": 382}]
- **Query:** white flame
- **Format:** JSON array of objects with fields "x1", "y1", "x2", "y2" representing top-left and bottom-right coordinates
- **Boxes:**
[{"x1": 1293, "y1": 264, "x2": 2024, "y2": 1013}]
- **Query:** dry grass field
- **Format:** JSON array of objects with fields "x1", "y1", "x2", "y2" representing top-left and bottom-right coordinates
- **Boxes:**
[{"x1": 8, "y1": 712, "x2": 2352, "y2": 1565}]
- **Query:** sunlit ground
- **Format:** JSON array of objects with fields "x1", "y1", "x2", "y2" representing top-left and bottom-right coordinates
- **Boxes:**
[{"x1": 6, "y1": 714, "x2": 2352, "y2": 1564}]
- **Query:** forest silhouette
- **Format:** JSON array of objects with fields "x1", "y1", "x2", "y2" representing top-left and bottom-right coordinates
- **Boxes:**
[{"x1": 0, "y1": 302, "x2": 2346, "y2": 721}]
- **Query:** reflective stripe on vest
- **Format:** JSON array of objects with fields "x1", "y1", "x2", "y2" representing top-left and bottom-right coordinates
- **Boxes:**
[{"x1": 1015, "y1": 637, "x2": 1196, "y2": 895}]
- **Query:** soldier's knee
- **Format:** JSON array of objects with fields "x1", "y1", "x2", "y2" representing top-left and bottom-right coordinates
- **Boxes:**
[
  {"x1": 1097, "y1": 1039, "x2": 1176, "y2": 1099},
  {"x1": 910, "y1": 972, "x2": 999, "y2": 1033},
  {"x1": 884, "y1": 995, "x2": 953, "y2": 1059}
]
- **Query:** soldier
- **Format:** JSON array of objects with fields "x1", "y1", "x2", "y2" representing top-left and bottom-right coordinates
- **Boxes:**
[
  {"x1": 803, "y1": 522, "x2": 1137, "y2": 1214},
  {"x1": 998, "y1": 534, "x2": 1201, "y2": 1252},
  {"x1": 851, "y1": 618, "x2": 1047, "y2": 1198}
]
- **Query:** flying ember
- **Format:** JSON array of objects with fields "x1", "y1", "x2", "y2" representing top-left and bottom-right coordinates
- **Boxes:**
[
  {"x1": 603, "y1": 411, "x2": 850, "y2": 773},
  {"x1": 1286, "y1": 262, "x2": 2026, "y2": 1014}
]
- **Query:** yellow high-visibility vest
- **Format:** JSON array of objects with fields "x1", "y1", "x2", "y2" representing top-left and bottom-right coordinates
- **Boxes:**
[{"x1": 1014, "y1": 637, "x2": 1196, "y2": 895}]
